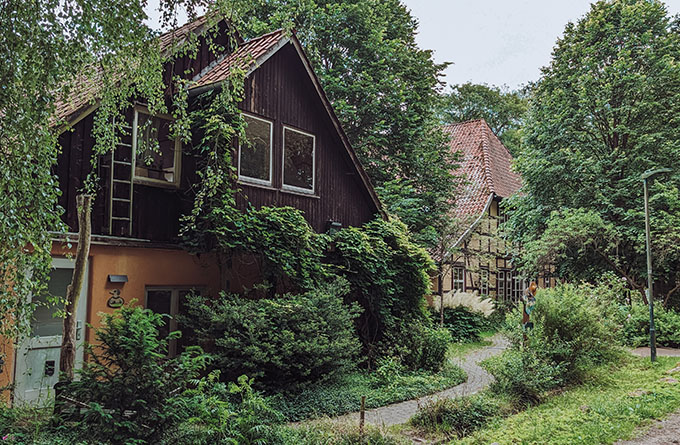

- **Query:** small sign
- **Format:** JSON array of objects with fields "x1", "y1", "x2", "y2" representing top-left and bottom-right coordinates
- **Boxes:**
[{"x1": 107, "y1": 289, "x2": 125, "y2": 308}]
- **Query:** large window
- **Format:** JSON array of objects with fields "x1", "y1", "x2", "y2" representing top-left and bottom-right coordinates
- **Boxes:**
[
  {"x1": 513, "y1": 275, "x2": 527, "y2": 301},
  {"x1": 498, "y1": 270, "x2": 513, "y2": 301},
  {"x1": 452, "y1": 266, "x2": 465, "y2": 292},
  {"x1": 133, "y1": 108, "x2": 181, "y2": 187},
  {"x1": 239, "y1": 114, "x2": 273, "y2": 185},
  {"x1": 282, "y1": 126, "x2": 315, "y2": 193}
]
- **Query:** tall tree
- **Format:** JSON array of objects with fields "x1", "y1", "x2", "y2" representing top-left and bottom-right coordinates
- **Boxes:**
[
  {"x1": 229, "y1": 0, "x2": 458, "y2": 247},
  {"x1": 507, "y1": 0, "x2": 680, "y2": 305},
  {"x1": 438, "y1": 83, "x2": 529, "y2": 156}
]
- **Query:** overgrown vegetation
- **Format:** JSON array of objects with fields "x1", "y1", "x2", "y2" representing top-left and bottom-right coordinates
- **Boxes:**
[
  {"x1": 182, "y1": 280, "x2": 360, "y2": 387},
  {"x1": 410, "y1": 394, "x2": 499, "y2": 438},
  {"x1": 460, "y1": 357, "x2": 680, "y2": 445}
]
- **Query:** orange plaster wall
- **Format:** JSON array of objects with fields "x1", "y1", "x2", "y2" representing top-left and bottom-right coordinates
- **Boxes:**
[
  {"x1": 1, "y1": 244, "x2": 220, "y2": 395},
  {"x1": 81, "y1": 245, "x2": 221, "y2": 339}
]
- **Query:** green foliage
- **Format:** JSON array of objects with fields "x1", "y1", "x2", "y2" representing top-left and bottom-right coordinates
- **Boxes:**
[
  {"x1": 438, "y1": 82, "x2": 529, "y2": 155},
  {"x1": 269, "y1": 365, "x2": 466, "y2": 422},
  {"x1": 485, "y1": 349, "x2": 565, "y2": 408},
  {"x1": 385, "y1": 322, "x2": 452, "y2": 372},
  {"x1": 160, "y1": 374, "x2": 284, "y2": 445},
  {"x1": 461, "y1": 357, "x2": 680, "y2": 445},
  {"x1": 182, "y1": 280, "x2": 360, "y2": 387},
  {"x1": 621, "y1": 303, "x2": 680, "y2": 348},
  {"x1": 56, "y1": 304, "x2": 209, "y2": 444},
  {"x1": 327, "y1": 218, "x2": 436, "y2": 366},
  {"x1": 439, "y1": 306, "x2": 487, "y2": 343},
  {"x1": 508, "y1": 0, "x2": 680, "y2": 298},
  {"x1": 411, "y1": 394, "x2": 499, "y2": 438},
  {"x1": 228, "y1": 0, "x2": 457, "y2": 247},
  {"x1": 277, "y1": 420, "x2": 408, "y2": 445}
]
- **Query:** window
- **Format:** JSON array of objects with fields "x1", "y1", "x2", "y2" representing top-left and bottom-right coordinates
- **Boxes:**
[
  {"x1": 282, "y1": 126, "x2": 315, "y2": 193},
  {"x1": 146, "y1": 287, "x2": 198, "y2": 356},
  {"x1": 513, "y1": 275, "x2": 527, "y2": 302},
  {"x1": 239, "y1": 114, "x2": 273, "y2": 185},
  {"x1": 498, "y1": 270, "x2": 513, "y2": 301},
  {"x1": 452, "y1": 266, "x2": 465, "y2": 292},
  {"x1": 133, "y1": 108, "x2": 181, "y2": 187},
  {"x1": 480, "y1": 269, "x2": 489, "y2": 295}
]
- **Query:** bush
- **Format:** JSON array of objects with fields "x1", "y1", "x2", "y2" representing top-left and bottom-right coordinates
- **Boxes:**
[
  {"x1": 439, "y1": 306, "x2": 486, "y2": 343},
  {"x1": 383, "y1": 321, "x2": 452, "y2": 371},
  {"x1": 411, "y1": 394, "x2": 499, "y2": 437},
  {"x1": 160, "y1": 374, "x2": 283, "y2": 445},
  {"x1": 622, "y1": 303, "x2": 680, "y2": 348},
  {"x1": 56, "y1": 304, "x2": 208, "y2": 444},
  {"x1": 486, "y1": 349, "x2": 565, "y2": 407},
  {"x1": 326, "y1": 218, "x2": 435, "y2": 368},
  {"x1": 182, "y1": 279, "x2": 361, "y2": 387},
  {"x1": 504, "y1": 284, "x2": 620, "y2": 384},
  {"x1": 277, "y1": 420, "x2": 408, "y2": 444}
]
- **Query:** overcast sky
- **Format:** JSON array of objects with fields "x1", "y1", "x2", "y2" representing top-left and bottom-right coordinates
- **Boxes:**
[
  {"x1": 401, "y1": 0, "x2": 680, "y2": 90},
  {"x1": 146, "y1": 0, "x2": 680, "y2": 91}
]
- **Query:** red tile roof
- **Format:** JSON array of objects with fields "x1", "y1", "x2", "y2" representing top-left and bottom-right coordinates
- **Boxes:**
[
  {"x1": 55, "y1": 14, "x2": 220, "y2": 123},
  {"x1": 444, "y1": 119, "x2": 521, "y2": 220},
  {"x1": 190, "y1": 29, "x2": 287, "y2": 89}
]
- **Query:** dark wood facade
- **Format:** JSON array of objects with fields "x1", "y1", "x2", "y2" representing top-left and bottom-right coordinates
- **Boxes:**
[{"x1": 55, "y1": 23, "x2": 380, "y2": 243}]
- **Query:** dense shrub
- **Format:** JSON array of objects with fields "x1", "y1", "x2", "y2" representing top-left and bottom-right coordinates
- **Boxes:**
[
  {"x1": 506, "y1": 284, "x2": 620, "y2": 384},
  {"x1": 621, "y1": 303, "x2": 680, "y2": 348},
  {"x1": 160, "y1": 374, "x2": 283, "y2": 445},
  {"x1": 326, "y1": 218, "x2": 436, "y2": 368},
  {"x1": 56, "y1": 305, "x2": 208, "y2": 444},
  {"x1": 439, "y1": 306, "x2": 486, "y2": 342},
  {"x1": 182, "y1": 279, "x2": 361, "y2": 387},
  {"x1": 411, "y1": 394, "x2": 499, "y2": 437},
  {"x1": 277, "y1": 420, "x2": 408, "y2": 444},
  {"x1": 486, "y1": 349, "x2": 565, "y2": 407},
  {"x1": 384, "y1": 322, "x2": 452, "y2": 371}
]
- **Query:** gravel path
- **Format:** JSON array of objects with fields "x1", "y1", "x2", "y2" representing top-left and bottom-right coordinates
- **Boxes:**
[
  {"x1": 615, "y1": 408, "x2": 680, "y2": 445},
  {"x1": 333, "y1": 334, "x2": 509, "y2": 427}
]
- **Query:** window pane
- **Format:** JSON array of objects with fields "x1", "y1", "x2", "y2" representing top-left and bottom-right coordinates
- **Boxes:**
[
  {"x1": 283, "y1": 128, "x2": 314, "y2": 190},
  {"x1": 135, "y1": 112, "x2": 177, "y2": 183},
  {"x1": 32, "y1": 268, "x2": 72, "y2": 337},
  {"x1": 146, "y1": 290, "x2": 172, "y2": 340},
  {"x1": 240, "y1": 115, "x2": 272, "y2": 182}
]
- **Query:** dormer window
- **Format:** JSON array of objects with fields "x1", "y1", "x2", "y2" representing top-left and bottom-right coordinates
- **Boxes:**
[
  {"x1": 282, "y1": 126, "x2": 315, "y2": 193},
  {"x1": 239, "y1": 114, "x2": 273, "y2": 186},
  {"x1": 133, "y1": 107, "x2": 181, "y2": 187}
]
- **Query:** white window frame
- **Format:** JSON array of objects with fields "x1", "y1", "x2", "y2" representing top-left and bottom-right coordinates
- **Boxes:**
[
  {"x1": 513, "y1": 274, "x2": 527, "y2": 302},
  {"x1": 132, "y1": 106, "x2": 182, "y2": 188},
  {"x1": 282, "y1": 125, "x2": 316, "y2": 194},
  {"x1": 480, "y1": 269, "x2": 489, "y2": 295},
  {"x1": 238, "y1": 113, "x2": 274, "y2": 187},
  {"x1": 452, "y1": 266, "x2": 465, "y2": 292}
]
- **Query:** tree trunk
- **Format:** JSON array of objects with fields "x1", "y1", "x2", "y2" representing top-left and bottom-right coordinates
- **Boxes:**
[
  {"x1": 438, "y1": 269, "x2": 444, "y2": 328},
  {"x1": 59, "y1": 194, "x2": 92, "y2": 382}
]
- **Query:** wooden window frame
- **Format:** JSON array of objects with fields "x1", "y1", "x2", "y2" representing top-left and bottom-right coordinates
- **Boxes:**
[
  {"x1": 132, "y1": 105, "x2": 182, "y2": 189},
  {"x1": 452, "y1": 266, "x2": 465, "y2": 292},
  {"x1": 480, "y1": 269, "x2": 489, "y2": 296},
  {"x1": 238, "y1": 113, "x2": 274, "y2": 187},
  {"x1": 282, "y1": 125, "x2": 316, "y2": 194}
]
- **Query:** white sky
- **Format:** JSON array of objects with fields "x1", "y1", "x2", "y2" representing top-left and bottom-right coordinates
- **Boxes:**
[
  {"x1": 146, "y1": 0, "x2": 680, "y2": 90},
  {"x1": 401, "y1": 0, "x2": 680, "y2": 90}
]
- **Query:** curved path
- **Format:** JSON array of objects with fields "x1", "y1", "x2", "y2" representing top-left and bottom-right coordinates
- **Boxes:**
[{"x1": 334, "y1": 334, "x2": 509, "y2": 427}]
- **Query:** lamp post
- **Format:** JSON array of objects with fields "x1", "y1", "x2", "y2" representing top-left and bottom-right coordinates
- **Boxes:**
[{"x1": 641, "y1": 167, "x2": 672, "y2": 362}]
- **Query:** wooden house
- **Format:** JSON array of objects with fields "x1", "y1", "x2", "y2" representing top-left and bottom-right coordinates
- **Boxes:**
[
  {"x1": 433, "y1": 119, "x2": 555, "y2": 304},
  {"x1": 5, "y1": 16, "x2": 382, "y2": 405}
]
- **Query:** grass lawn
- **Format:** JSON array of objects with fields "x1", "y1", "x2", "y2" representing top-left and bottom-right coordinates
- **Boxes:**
[
  {"x1": 270, "y1": 363, "x2": 467, "y2": 421},
  {"x1": 457, "y1": 356, "x2": 680, "y2": 445},
  {"x1": 448, "y1": 331, "x2": 495, "y2": 358}
]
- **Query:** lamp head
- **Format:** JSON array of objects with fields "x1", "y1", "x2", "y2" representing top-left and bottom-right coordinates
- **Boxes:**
[{"x1": 641, "y1": 168, "x2": 672, "y2": 181}]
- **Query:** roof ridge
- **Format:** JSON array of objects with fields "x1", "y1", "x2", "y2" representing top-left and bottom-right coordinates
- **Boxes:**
[
  {"x1": 242, "y1": 28, "x2": 286, "y2": 43},
  {"x1": 479, "y1": 121, "x2": 496, "y2": 195}
]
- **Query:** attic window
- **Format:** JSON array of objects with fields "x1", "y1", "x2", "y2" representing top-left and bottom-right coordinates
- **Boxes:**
[
  {"x1": 133, "y1": 108, "x2": 181, "y2": 187},
  {"x1": 282, "y1": 126, "x2": 315, "y2": 193},
  {"x1": 239, "y1": 114, "x2": 273, "y2": 185}
]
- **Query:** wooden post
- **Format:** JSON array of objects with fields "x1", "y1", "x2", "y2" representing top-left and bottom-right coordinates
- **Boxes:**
[
  {"x1": 359, "y1": 395, "x2": 366, "y2": 437},
  {"x1": 59, "y1": 194, "x2": 92, "y2": 382}
]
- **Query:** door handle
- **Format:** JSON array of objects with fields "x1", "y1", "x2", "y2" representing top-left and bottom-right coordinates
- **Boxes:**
[{"x1": 76, "y1": 320, "x2": 82, "y2": 341}]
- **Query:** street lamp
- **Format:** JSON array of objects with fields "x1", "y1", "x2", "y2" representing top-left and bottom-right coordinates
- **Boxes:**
[{"x1": 641, "y1": 167, "x2": 672, "y2": 362}]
